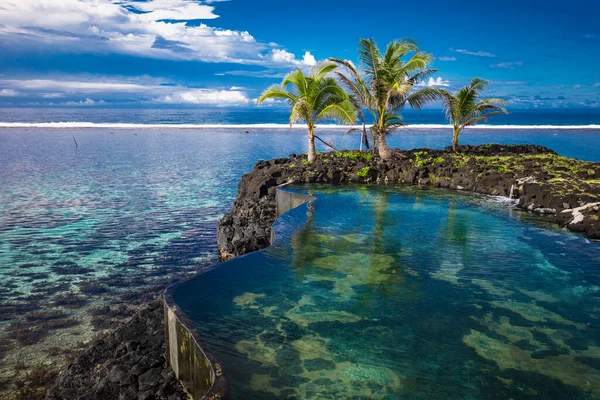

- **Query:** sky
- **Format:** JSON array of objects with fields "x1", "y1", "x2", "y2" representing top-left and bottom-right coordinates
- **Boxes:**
[{"x1": 0, "y1": 0, "x2": 599, "y2": 109}]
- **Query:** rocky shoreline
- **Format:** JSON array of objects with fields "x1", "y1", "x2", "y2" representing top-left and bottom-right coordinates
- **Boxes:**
[
  {"x1": 46, "y1": 300, "x2": 187, "y2": 400},
  {"x1": 218, "y1": 144, "x2": 600, "y2": 260},
  {"x1": 45, "y1": 144, "x2": 600, "y2": 400}
]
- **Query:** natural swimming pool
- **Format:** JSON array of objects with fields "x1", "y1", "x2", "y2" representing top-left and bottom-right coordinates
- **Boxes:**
[{"x1": 172, "y1": 184, "x2": 600, "y2": 399}]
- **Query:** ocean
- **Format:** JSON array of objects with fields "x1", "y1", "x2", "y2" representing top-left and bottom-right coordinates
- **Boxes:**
[
  {"x1": 1, "y1": 107, "x2": 600, "y2": 127},
  {"x1": 0, "y1": 107, "x2": 599, "y2": 395}
]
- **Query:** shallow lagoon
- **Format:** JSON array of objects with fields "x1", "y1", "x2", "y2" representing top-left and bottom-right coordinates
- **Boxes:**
[
  {"x1": 173, "y1": 185, "x2": 600, "y2": 399},
  {"x1": 1, "y1": 126, "x2": 599, "y2": 394}
]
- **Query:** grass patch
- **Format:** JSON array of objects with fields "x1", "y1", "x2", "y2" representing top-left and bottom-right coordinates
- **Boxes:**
[
  {"x1": 334, "y1": 151, "x2": 374, "y2": 162},
  {"x1": 411, "y1": 151, "x2": 445, "y2": 167}
]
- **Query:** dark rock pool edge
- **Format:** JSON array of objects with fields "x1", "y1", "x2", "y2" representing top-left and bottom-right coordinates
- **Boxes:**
[{"x1": 162, "y1": 289, "x2": 228, "y2": 400}]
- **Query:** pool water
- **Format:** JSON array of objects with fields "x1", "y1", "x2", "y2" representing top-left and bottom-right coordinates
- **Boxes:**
[{"x1": 173, "y1": 185, "x2": 600, "y2": 399}]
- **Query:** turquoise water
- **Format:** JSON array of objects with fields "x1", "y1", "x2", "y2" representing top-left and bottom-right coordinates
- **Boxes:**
[
  {"x1": 173, "y1": 185, "x2": 600, "y2": 399},
  {"x1": 0, "y1": 126, "x2": 599, "y2": 390}
]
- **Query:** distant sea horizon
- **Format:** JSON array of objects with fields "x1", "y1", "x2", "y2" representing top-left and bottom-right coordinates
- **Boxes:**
[{"x1": 1, "y1": 107, "x2": 599, "y2": 128}]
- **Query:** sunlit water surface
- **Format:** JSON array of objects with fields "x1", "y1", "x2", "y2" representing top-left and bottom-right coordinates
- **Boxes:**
[
  {"x1": 173, "y1": 185, "x2": 600, "y2": 399},
  {"x1": 0, "y1": 126, "x2": 599, "y2": 393}
]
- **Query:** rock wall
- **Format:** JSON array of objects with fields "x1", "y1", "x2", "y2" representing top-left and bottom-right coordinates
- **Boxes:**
[
  {"x1": 217, "y1": 145, "x2": 600, "y2": 260},
  {"x1": 46, "y1": 300, "x2": 187, "y2": 400}
]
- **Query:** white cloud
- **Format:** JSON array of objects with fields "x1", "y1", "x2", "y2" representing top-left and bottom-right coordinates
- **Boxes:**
[
  {"x1": 152, "y1": 89, "x2": 249, "y2": 106},
  {"x1": 0, "y1": 89, "x2": 18, "y2": 97},
  {"x1": 270, "y1": 49, "x2": 297, "y2": 64},
  {"x1": 63, "y1": 98, "x2": 106, "y2": 106},
  {"x1": 417, "y1": 77, "x2": 450, "y2": 87},
  {"x1": 450, "y1": 48, "x2": 496, "y2": 57},
  {"x1": 269, "y1": 49, "x2": 316, "y2": 66},
  {"x1": 594, "y1": 83, "x2": 600, "y2": 88},
  {"x1": 121, "y1": 0, "x2": 219, "y2": 21},
  {"x1": 254, "y1": 97, "x2": 286, "y2": 106},
  {"x1": 300, "y1": 51, "x2": 317, "y2": 66},
  {"x1": 0, "y1": 76, "x2": 250, "y2": 106},
  {"x1": 0, "y1": 79, "x2": 147, "y2": 92},
  {"x1": 41, "y1": 93, "x2": 65, "y2": 99},
  {"x1": 437, "y1": 56, "x2": 457, "y2": 61},
  {"x1": 490, "y1": 61, "x2": 523, "y2": 69},
  {"x1": 0, "y1": 0, "x2": 311, "y2": 66}
]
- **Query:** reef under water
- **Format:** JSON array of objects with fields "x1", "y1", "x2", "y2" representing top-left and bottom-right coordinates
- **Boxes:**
[{"x1": 173, "y1": 185, "x2": 600, "y2": 399}]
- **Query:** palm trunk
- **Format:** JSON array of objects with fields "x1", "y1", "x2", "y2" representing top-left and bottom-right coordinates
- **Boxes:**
[
  {"x1": 307, "y1": 127, "x2": 317, "y2": 163},
  {"x1": 452, "y1": 127, "x2": 460, "y2": 152},
  {"x1": 378, "y1": 133, "x2": 392, "y2": 160}
]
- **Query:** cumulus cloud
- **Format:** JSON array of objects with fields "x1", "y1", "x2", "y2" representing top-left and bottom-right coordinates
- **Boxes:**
[
  {"x1": 491, "y1": 61, "x2": 523, "y2": 69},
  {"x1": 270, "y1": 49, "x2": 316, "y2": 66},
  {"x1": 450, "y1": 48, "x2": 496, "y2": 57},
  {"x1": 417, "y1": 77, "x2": 450, "y2": 87},
  {"x1": 152, "y1": 89, "x2": 249, "y2": 106},
  {"x1": 0, "y1": 89, "x2": 18, "y2": 97},
  {"x1": 0, "y1": 0, "x2": 313, "y2": 66}
]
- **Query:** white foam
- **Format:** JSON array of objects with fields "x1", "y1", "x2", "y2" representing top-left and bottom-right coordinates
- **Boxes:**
[{"x1": 0, "y1": 122, "x2": 599, "y2": 130}]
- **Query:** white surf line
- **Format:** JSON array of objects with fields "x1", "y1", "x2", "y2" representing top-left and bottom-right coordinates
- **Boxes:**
[{"x1": 0, "y1": 122, "x2": 599, "y2": 130}]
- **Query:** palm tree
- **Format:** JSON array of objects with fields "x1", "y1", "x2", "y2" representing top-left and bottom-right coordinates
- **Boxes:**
[
  {"x1": 257, "y1": 61, "x2": 357, "y2": 162},
  {"x1": 332, "y1": 38, "x2": 442, "y2": 160},
  {"x1": 440, "y1": 78, "x2": 508, "y2": 151}
]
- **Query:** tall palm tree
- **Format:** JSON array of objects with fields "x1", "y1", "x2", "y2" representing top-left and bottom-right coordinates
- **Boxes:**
[
  {"x1": 257, "y1": 61, "x2": 357, "y2": 163},
  {"x1": 332, "y1": 38, "x2": 442, "y2": 160},
  {"x1": 440, "y1": 78, "x2": 508, "y2": 151}
]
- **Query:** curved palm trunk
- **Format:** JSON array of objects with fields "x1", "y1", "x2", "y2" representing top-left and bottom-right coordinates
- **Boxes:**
[
  {"x1": 378, "y1": 133, "x2": 392, "y2": 160},
  {"x1": 307, "y1": 126, "x2": 317, "y2": 163},
  {"x1": 452, "y1": 126, "x2": 460, "y2": 152}
]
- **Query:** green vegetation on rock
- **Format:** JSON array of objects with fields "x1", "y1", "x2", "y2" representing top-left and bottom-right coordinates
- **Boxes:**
[
  {"x1": 356, "y1": 166, "x2": 371, "y2": 178},
  {"x1": 334, "y1": 150, "x2": 374, "y2": 162}
]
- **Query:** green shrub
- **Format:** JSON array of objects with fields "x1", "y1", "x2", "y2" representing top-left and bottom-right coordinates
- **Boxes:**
[
  {"x1": 334, "y1": 151, "x2": 374, "y2": 162},
  {"x1": 357, "y1": 166, "x2": 371, "y2": 178}
]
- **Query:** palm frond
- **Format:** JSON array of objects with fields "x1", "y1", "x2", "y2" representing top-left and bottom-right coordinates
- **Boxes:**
[
  {"x1": 257, "y1": 84, "x2": 298, "y2": 104},
  {"x1": 358, "y1": 38, "x2": 381, "y2": 80},
  {"x1": 402, "y1": 52, "x2": 433, "y2": 76},
  {"x1": 310, "y1": 61, "x2": 338, "y2": 81},
  {"x1": 316, "y1": 99, "x2": 357, "y2": 124},
  {"x1": 462, "y1": 103, "x2": 508, "y2": 127},
  {"x1": 406, "y1": 87, "x2": 445, "y2": 110},
  {"x1": 282, "y1": 68, "x2": 307, "y2": 96}
]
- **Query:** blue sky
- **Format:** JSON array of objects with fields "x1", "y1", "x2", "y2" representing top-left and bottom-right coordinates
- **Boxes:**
[{"x1": 0, "y1": 0, "x2": 598, "y2": 108}]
